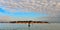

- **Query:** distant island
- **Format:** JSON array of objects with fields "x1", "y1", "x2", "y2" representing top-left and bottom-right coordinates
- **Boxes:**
[{"x1": 0, "y1": 21, "x2": 48, "y2": 24}]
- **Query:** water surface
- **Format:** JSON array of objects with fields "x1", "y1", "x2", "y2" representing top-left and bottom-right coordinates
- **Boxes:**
[{"x1": 0, "y1": 23, "x2": 60, "y2": 30}]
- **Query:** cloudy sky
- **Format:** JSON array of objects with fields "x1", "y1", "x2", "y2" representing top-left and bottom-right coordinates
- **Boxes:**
[{"x1": 0, "y1": 0, "x2": 60, "y2": 23}]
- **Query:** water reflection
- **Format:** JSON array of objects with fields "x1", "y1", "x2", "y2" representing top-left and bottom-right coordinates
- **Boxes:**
[{"x1": 0, "y1": 23, "x2": 60, "y2": 30}]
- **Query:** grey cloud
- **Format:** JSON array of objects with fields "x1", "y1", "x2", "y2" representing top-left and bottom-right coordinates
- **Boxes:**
[{"x1": 0, "y1": 0, "x2": 60, "y2": 23}]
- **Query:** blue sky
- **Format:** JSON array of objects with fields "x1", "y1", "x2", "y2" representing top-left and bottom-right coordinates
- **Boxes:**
[
  {"x1": 0, "y1": 0, "x2": 60, "y2": 22},
  {"x1": 0, "y1": 8, "x2": 48, "y2": 18}
]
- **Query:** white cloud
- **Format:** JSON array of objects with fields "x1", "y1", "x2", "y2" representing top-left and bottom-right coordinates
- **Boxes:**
[{"x1": 0, "y1": 0, "x2": 60, "y2": 22}]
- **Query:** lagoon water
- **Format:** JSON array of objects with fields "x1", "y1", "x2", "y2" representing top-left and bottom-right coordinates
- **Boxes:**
[{"x1": 0, "y1": 23, "x2": 60, "y2": 30}]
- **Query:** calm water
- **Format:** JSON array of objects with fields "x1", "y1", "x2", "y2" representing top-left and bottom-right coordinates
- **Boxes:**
[{"x1": 0, "y1": 23, "x2": 60, "y2": 30}]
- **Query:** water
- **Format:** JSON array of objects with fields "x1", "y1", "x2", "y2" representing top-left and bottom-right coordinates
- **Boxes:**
[{"x1": 0, "y1": 23, "x2": 60, "y2": 30}]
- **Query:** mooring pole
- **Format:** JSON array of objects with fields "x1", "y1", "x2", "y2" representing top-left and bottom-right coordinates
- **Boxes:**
[
  {"x1": 28, "y1": 20, "x2": 32, "y2": 27},
  {"x1": 28, "y1": 23, "x2": 30, "y2": 27},
  {"x1": 28, "y1": 20, "x2": 32, "y2": 30},
  {"x1": 28, "y1": 23, "x2": 30, "y2": 30}
]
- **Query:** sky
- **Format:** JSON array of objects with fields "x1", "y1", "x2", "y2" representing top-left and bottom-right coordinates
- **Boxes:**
[
  {"x1": 0, "y1": 7, "x2": 48, "y2": 21},
  {"x1": 0, "y1": 0, "x2": 60, "y2": 23}
]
